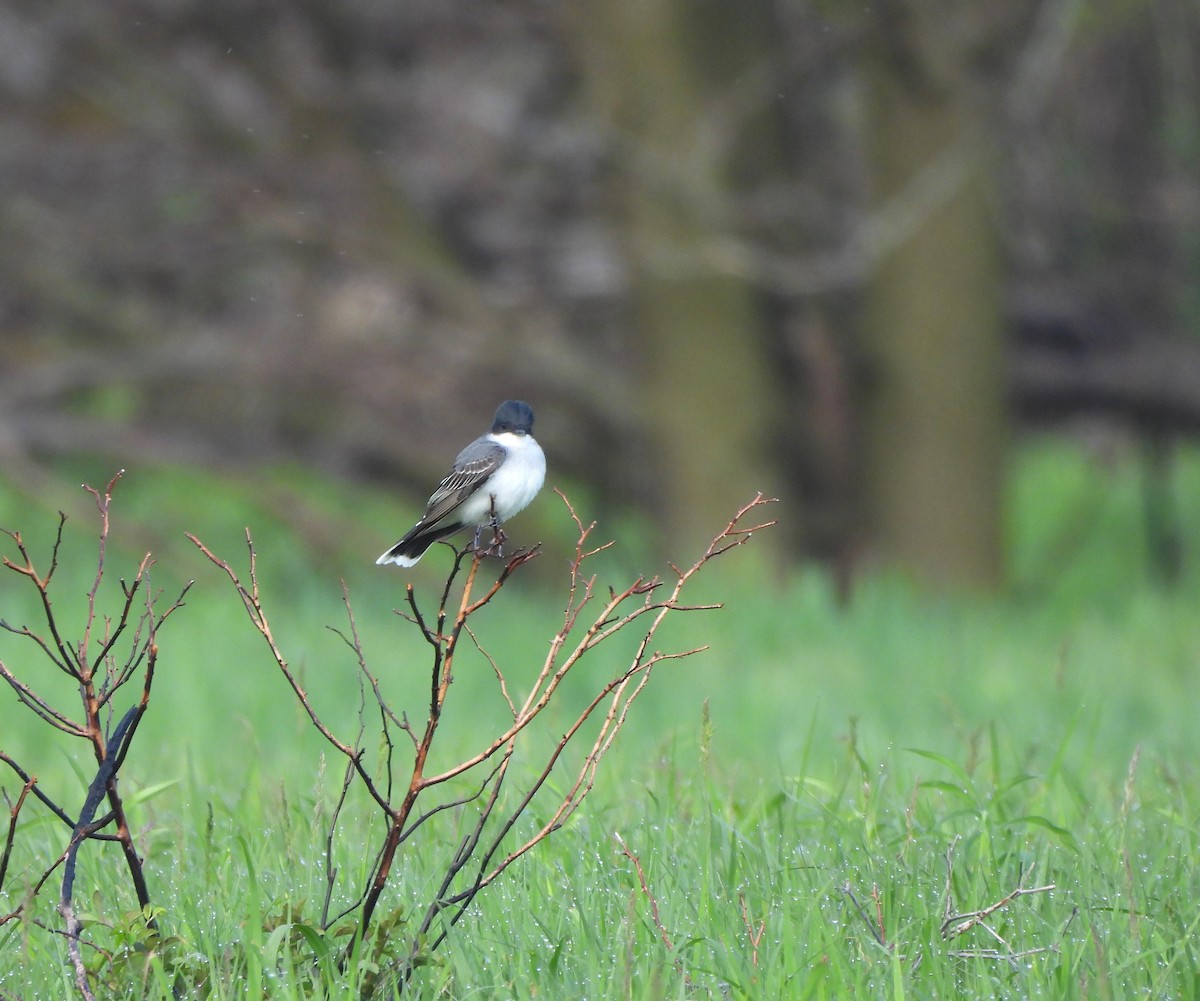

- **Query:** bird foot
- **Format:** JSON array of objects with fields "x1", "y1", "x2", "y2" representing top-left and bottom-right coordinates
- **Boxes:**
[
  {"x1": 468, "y1": 517, "x2": 507, "y2": 559},
  {"x1": 479, "y1": 525, "x2": 507, "y2": 558}
]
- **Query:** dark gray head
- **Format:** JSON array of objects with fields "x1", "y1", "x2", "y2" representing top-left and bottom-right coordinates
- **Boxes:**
[{"x1": 491, "y1": 400, "x2": 535, "y2": 436}]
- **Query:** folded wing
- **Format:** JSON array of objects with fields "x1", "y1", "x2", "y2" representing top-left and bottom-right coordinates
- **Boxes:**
[
  {"x1": 416, "y1": 439, "x2": 506, "y2": 530},
  {"x1": 375, "y1": 438, "x2": 506, "y2": 566}
]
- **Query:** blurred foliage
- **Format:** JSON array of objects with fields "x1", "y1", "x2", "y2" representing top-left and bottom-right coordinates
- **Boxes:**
[{"x1": 1, "y1": 0, "x2": 1198, "y2": 585}]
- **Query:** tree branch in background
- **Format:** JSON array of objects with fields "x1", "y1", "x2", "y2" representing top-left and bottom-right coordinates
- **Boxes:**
[{"x1": 191, "y1": 491, "x2": 775, "y2": 995}]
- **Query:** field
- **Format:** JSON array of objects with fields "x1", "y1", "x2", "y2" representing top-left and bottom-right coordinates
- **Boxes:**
[{"x1": 2, "y1": 441, "x2": 1199, "y2": 999}]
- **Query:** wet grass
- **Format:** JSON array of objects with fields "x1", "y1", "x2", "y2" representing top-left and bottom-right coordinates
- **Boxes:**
[{"x1": 2, "y1": 441, "x2": 1199, "y2": 997}]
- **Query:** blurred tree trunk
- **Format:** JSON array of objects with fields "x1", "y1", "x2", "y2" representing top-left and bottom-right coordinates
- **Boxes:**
[
  {"x1": 860, "y1": 4, "x2": 1010, "y2": 589},
  {"x1": 567, "y1": 0, "x2": 781, "y2": 557}
]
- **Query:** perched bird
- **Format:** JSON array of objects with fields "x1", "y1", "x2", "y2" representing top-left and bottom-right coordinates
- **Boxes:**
[{"x1": 376, "y1": 400, "x2": 546, "y2": 567}]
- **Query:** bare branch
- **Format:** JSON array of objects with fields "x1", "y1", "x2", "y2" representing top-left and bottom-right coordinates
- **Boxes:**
[
  {"x1": 739, "y1": 892, "x2": 766, "y2": 969},
  {"x1": 616, "y1": 834, "x2": 674, "y2": 950},
  {"x1": 0, "y1": 777, "x2": 35, "y2": 893},
  {"x1": 79, "y1": 471, "x2": 127, "y2": 677},
  {"x1": 841, "y1": 881, "x2": 888, "y2": 950},
  {"x1": 0, "y1": 619, "x2": 74, "y2": 679},
  {"x1": 88, "y1": 551, "x2": 151, "y2": 690},
  {"x1": 193, "y1": 491, "x2": 775, "y2": 989},
  {"x1": 0, "y1": 476, "x2": 180, "y2": 987},
  {"x1": 320, "y1": 757, "x2": 357, "y2": 930},
  {"x1": 327, "y1": 585, "x2": 406, "y2": 733},
  {"x1": 406, "y1": 496, "x2": 777, "y2": 963},
  {"x1": 938, "y1": 838, "x2": 1061, "y2": 967},
  {"x1": 2, "y1": 519, "x2": 80, "y2": 677},
  {"x1": 189, "y1": 530, "x2": 405, "y2": 837},
  {"x1": 187, "y1": 535, "x2": 369, "y2": 759},
  {"x1": 0, "y1": 753, "x2": 81, "y2": 831},
  {"x1": 941, "y1": 880, "x2": 1056, "y2": 941},
  {"x1": 0, "y1": 662, "x2": 86, "y2": 736}
]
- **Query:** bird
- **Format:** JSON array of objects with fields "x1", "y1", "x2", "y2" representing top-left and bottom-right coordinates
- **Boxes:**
[{"x1": 376, "y1": 400, "x2": 546, "y2": 567}]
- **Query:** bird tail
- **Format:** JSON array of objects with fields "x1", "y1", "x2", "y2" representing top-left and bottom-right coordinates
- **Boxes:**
[{"x1": 375, "y1": 522, "x2": 463, "y2": 567}]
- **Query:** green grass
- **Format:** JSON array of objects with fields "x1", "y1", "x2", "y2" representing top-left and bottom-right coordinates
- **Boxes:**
[{"x1": 2, "y1": 440, "x2": 1200, "y2": 997}]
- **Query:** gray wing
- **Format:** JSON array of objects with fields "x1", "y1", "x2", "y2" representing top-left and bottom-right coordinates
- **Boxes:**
[{"x1": 415, "y1": 436, "x2": 505, "y2": 529}]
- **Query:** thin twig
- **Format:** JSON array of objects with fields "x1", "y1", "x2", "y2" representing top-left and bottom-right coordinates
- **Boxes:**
[
  {"x1": 0, "y1": 753, "x2": 91, "y2": 832},
  {"x1": 196, "y1": 492, "x2": 775, "y2": 990},
  {"x1": 739, "y1": 893, "x2": 766, "y2": 968},
  {"x1": 940, "y1": 839, "x2": 1061, "y2": 966},
  {"x1": 616, "y1": 834, "x2": 675, "y2": 952},
  {"x1": 411, "y1": 498, "x2": 776, "y2": 967},
  {"x1": 941, "y1": 878, "x2": 1056, "y2": 940},
  {"x1": 842, "y1": 882, "x2": 888, "y2": 949},
  {"x1": 0, "y1": 779, "x2": 35, "y2": 892},
  {"x1": 187, "y1": 531, "x2": 394, "y2": 814},
  {"x1": 320, "y1": 757, "x2": 356, "y2": 930},
  {"x1": 1, "y1": 517, "x2": 80, "y2": 676}
]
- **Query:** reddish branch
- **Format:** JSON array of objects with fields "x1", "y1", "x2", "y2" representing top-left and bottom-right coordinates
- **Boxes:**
[
  {"x1": 616, "y1": 833, "x2": 674, "y2": 952},
  {"x1": 739, "y1": 892, "x2": 766, "y2": 968},
  {"x1": 615, "y1": 832, "x2": 697, "y2": 991},
  {"x1": 190, "y1": 491, "x2": 775, "y2": 990}
]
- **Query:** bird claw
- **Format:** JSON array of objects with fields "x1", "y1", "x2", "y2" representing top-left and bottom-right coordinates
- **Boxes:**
[
  {"x1": 467, "y1": 497, "x2": 506, "y2": 558},
  {"x1": 467, "y1": 527, "x2": 506, "y2": 558}
]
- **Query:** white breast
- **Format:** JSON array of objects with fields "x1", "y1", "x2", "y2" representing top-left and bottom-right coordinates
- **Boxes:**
[{"x1": 459, "y1": 431, "x2": 546, "y2": 526}]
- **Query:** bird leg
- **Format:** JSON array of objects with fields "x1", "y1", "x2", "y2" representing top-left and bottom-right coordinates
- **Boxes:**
[
  {"x1": 467, "y1": 497, "x2": 507, "y2": 558},
  {"x1": 485, "y1": 495, "x2": 506, "y2": 556}
]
